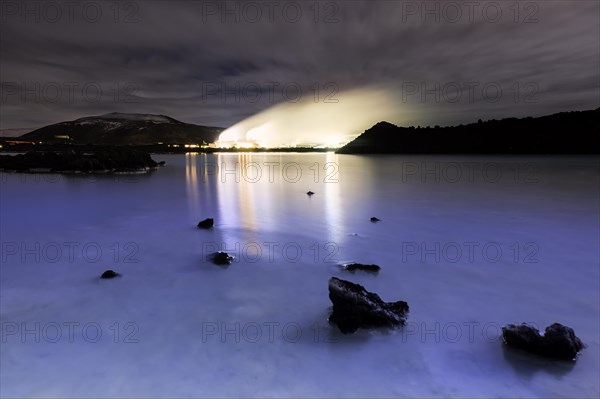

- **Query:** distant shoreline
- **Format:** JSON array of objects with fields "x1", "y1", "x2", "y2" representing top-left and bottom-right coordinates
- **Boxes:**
[
  {"x1": 0, "y1": 143, "x2": 338, "y2": 154},
  {"x1": 1, "y1": 144, "x2": 598, "y2": 156},
  {"x1": 3, "y1": 108, "x2": 598, "y2": 155}
]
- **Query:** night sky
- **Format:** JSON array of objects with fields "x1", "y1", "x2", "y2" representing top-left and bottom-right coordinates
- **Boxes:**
[{"x1": 1, "y1": 1, "x2": 598, "y2": 135}]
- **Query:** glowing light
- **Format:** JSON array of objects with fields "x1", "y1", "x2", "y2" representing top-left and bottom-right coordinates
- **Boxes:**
[
  {"x1": 216, "y1": 87, "x2": 403, "y2": 148},
  {"x1": 316, "y1": 135, "x2": 346, "y2": 149},
  {"x1": 234, "y1": 141, "x2": 258, "y2": 149}
]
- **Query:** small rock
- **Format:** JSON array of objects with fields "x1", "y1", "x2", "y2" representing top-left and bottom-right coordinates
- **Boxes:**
[
  {"x1": 157, "y1": 161, "x2": 166, "y2": 166},
  {"x1": 344, "y1": 263, "x2": 381, "y2": 274},
  {"x1": 307, "y1": 191, "x2": 315, "y2": 196},
  {"x1": 197, "y1": 218, "x2": 214, "y2": 229},
  {"x1": 370, "y1": 217, "x2": 381, "y2": 222},
  {"x1": 212, "y1": 251, "x2": 233, "y2": 266},
  {"x1": 328, "y1": 277, "x2": 408, "y2": 334},
  {"x1": 100, "y1": 270, "x2": 120, "y2": 279},
  {"x1": 502, "y1": 323, "x2": 585, "y2": 360}
]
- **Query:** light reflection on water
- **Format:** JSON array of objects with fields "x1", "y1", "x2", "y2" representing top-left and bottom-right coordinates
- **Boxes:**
[
  {"x1": 183, "y1": 151, "x2": 376, "y2": 260},
  {"x1": 324, "y1": 151, "x2": 343, "y2": 244},
  {"x1": 185, "y1": 152, "x2": 200, "y2": 217},
  {"x1": 185, "y1": 152, "x2": 352, "y2": 241},
  {"x1": 218, "y1": 153, "x2": 260, "y2": 232}
]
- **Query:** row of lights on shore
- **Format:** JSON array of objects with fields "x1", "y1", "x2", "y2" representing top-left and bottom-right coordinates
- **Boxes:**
[
  {"x1": 165, "y1": 143, "x2": 258, "y2": 149},
  {"x1": 166, "y1": 144, "x2": 208, "y2": 149}
]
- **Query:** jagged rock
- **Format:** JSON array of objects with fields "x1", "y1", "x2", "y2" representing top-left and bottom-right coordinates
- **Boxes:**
[
  {"x1": 212, "y1": 251, "x2": 233, "y2": 266},
  {"x1": 100, "y1": 270, "x2": 120, "y2": 279},
  {"x1": 502, "y1": 323, "x2": 585, "y2": 360},
  {"x1": 370, "y1": 217, "x2": 381, "y2": 222},
  {"x1": 328, "y1": 277, "x2": 408, "y2": 334},
  {"x1": 307, "y1": 191, "x2": 315, "y2": 196},
  {"x1": 343, "y1": 263, "x2": 381, "y2": 274},
  {"x1": 197, "y1": 218, "x2": 214, "y2": 229}
]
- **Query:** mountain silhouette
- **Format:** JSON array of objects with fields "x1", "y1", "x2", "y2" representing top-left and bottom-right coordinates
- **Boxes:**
[
  {"x1": 20, "y1": 112, "x2": 224, "y2": 145},
  {"x1": 337, "y1": 109, "x2": 599, "y2": 154}
]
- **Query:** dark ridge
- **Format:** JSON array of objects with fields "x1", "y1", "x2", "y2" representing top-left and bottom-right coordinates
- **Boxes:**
[
  {"x1": 19, "y1": 112, "x2": 224, "y2": 146},
  {"x1": 337, "y1": 109, "x2": 600, "y2": 154}
]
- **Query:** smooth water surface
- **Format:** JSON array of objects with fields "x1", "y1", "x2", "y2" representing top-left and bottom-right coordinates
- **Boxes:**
[{"x1": 1, "y1": 153, "x2": 598, "y2": 398}]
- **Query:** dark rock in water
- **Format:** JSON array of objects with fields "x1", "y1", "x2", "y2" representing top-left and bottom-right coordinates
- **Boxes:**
[
  {"x1": 197, "y1": 218, "x2": 214, "y2": 229},
  {"x1": 307, "y1": 191, "x2": 315, "y2": 196},
  {"x1": 344, "y1": 263, "x2": 381, "y2": 274},
  {"x1": 212, "y1": 251, "x2": 233, "y2": 266},
  {"x1": 370, "y1": 217, "x2": 381, "y2": 222},
  {"x1": 157, "y1": 161, "x2": 166, "y2": 166},
  {"x1": 328, "y1": 277, "x2": 408, "y2": 334},
  {"x1": 0, "y1": 148, "x2": 157, "y2": 173},
  {"x1": 542, "y1": 324, "x2": 585, "y2": 359},
  {"x1": 100, "y1": 270, "x2": 120, "y2": 279},
  {"x1": 502, "y1": 323, "x2": 585, "y2": 360}
]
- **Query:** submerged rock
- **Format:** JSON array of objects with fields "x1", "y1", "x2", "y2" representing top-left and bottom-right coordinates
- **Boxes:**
[
  {"x1": 212, "y1": 251, "x2": 233, "y2": 266},
  {"x1": 370, "y1": 217, "x2": 381, "y2": 222},
  {"x1": 197, "y1": 218, "x2": 214, "y2": 229},
  {"x1": 100, "y1": 270, "x2": 120, "y2": 279},
  {"x1": 343, "y1": 263, "x2": 381, "y2": 274},
  {"x1": 328, "y1": 277, "x2": 408, "y2": 334},
  {"x1": 502, "y1": 323, "x2": 585, "y2": 360}
]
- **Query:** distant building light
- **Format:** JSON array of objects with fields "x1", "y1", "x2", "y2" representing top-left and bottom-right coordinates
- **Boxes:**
[{"x1": 5, "y1": 140, "x2": 36, "y2": 145}]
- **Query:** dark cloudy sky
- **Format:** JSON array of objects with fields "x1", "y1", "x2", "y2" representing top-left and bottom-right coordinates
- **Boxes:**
[{"x1": 1, "y1": 0, "x2": 598, "y2": 135}]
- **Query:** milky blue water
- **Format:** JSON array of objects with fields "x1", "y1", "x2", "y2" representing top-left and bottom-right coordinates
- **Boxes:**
[{"x1": 1, "y1": 153, "x2": 598, "y2": 398}]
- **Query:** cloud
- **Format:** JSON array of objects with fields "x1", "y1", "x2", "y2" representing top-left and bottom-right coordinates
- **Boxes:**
[{"x1": 1, "y1": 0, "x2": 598, "y2": 133}]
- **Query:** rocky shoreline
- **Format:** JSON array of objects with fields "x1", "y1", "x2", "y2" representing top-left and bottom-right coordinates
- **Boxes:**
[{"x1": 0, "y1": 148, "x2": 158, "y2": 173}]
